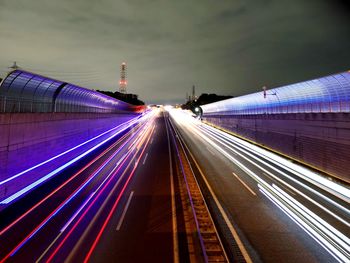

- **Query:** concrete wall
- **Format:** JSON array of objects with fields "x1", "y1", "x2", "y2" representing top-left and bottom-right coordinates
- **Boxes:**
[
  {"x1": 203, "y1": 113, "x2": 350, "y2": 183},
  {"x1": 0, "y1": 112, "x2": 137, "y2": 186},
  {"x1": 0, "y1": 113, "x2": 137, "y2": 152}
]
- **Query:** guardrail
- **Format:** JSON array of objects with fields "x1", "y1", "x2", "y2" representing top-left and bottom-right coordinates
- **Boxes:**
[{"x1": 167, "y1": 115, "x2": 229, "y2": 263}]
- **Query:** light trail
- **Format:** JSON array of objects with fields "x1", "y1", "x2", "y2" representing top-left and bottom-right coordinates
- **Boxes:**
[
  {"x1": 0, "y1": 113, "x2": 152, "y2": 205},
  {"x1": 195, "y1": 124, "x2": 350, "y2": 224},
  {"x1": 45, "y1": 122, "x2": 154, "y2": 262},
  {"x1": 36, "y1": 192, "x2": 97, "y2": 263},
  {"x1": 170, "y1": 109, "x2": 350, "y2": 222},
  {"x1": 271, "y1": 184, "x2": 349, "y2": 247},
  {"x1": 0, "y1": 130, "x2": 138, "y2": 262},
  {"x1": 0, "y1": 115, "x2": 153, "y2": 262},
  {"x1": 0, "y1": 115, "x2": 141, "y2": 186},
  {"x1": 60, "y1": 192, "x2": 96, "y2": 233},
  {"x1": 196, "y1": 123, "x2": 350, "y2": 217},
  {"x1": 169, "y1": 108, "x2": 349, "y2": 204},
  {"x1": 168, "y1": 116, "x2": 209, "y2": 263},
  {"x1": 0, "y1": 128, "x2": 134, "y2": 236},
  {"x1": 64, "y1": 123, "x2": 155, "y2": 263},
  {"x1": 45, "y1": 120, "x2": 155, "y2": 263},
  {"x1": 83, "y1": 126, "x2": 154, "y2": 263},
  {"x1": 259, "y1": 184, "x2": 350, "y2": 262},
  {"x1": 167, "y1": 116, "x2": 253, "y2": 263},
  {"x1": 201, "y1": 122, "x2": 350, "y2": 203},
  {"x1": 168, "y1": 108, "x2": 350, "y2": 263},
  {"x1": 35, "y1": 144, "x2": 134, "y2": 263}
]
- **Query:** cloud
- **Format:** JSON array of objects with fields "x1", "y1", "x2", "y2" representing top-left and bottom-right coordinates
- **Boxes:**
[{"x1": 1, "y1": 0, "x2": 350, "y2": 103}]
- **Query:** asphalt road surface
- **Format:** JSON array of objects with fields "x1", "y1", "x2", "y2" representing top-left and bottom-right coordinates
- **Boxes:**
[
  {"x1": 1, "y1": 108, "x2": 349, "y2": 263},
  {"x1": 168, "y1": 108, "x2": 349, "y2": 263},
  {"x1": 0, "y1": 110, "x2": 178, "y2": 263}
]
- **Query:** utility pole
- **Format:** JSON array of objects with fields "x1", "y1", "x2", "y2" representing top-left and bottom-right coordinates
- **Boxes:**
[
  {"x1": 9, "y1": 61, "x2": 19, "y2": 70},
  {"x1": 262, "y1": 86, "x2": 276, "y2": 98},
  {"x1": 192, "y1": 85, "x2": 196, "y2": 101}
]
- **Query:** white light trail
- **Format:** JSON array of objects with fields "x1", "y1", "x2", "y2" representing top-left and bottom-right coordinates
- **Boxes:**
[
  {"x1": 196, "y1": 123, "x2": 350, "y2": 218},
  {"x1": 259, "y1": 183, "x2": 350, "y2": 263},
  {"x1": 168, "y1": 108, "x2": 350, "y2": 263}
]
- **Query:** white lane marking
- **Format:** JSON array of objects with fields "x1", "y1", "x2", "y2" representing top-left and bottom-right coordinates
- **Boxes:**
[
  {"x1": 196, "y1": 158, "x2": 253, "y2": 263},
  {"x1": 62, "y1": 116, "x2": 156, "y2": 262},
  {"x1": 142, "y1": 153, "x2": 149, "y2": 165},
  {"x1": 263, "y1": 172, "x2": 296, "y2": 196},
  {"x1": 232, "y1": 172, "x2": 256, "y2": 196},
  {"x1": 206, "y1": 146, "x2": 216, "y2": 156},
  {"x1": 205, "y1": 123, "x2": 350, "y2": 203},
  {"x1": 36, "y1": 191, "x2": 96, "y2": 263},
  {"x1": 259, "y1": 184, "x2": 350, "y2": 262},
  {"x1": 165, "y1": 115, "x2": 180, "y2": 263},
  {"x1": 150, "y1": 138, "x2": 154, "y2": 144},
  {"x1": 196, "y1": 125, "x2": 350, "y2": 223},
  {"x1": 172, "y1": 123, "x2": 253, "y2": 263},
  {"x1": 202, "y1": 124, "x2": 350, "y2": 206},
  {"x1": 116, "y1": 191, "x2": 135, "y2": 231},
  {"x1": 116, "y1": 153, "x2": 128, "y2": 167}
]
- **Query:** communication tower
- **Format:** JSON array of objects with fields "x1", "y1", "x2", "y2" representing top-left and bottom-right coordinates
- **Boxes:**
[{"x1": 119, "y1": 62, "x2": 127, "y2": 94}]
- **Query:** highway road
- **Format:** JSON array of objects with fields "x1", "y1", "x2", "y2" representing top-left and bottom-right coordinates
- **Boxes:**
[
  {"x1": 0, "y1": 110, "x2": 180, "y2": 263},
  {"x1": 84, "y1": 110, "x2": 176, "y2": 263},
  {"x1": 168, "y1": 108, "x2": 350, "y2": 263},
  {"x1": 1, "y1": 107, "x2": 349, "y2": 263}
]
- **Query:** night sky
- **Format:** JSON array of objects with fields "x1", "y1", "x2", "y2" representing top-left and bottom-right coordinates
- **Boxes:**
[{"x1": 1, "y1": 0, "x2": 350, "y2": 104}]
